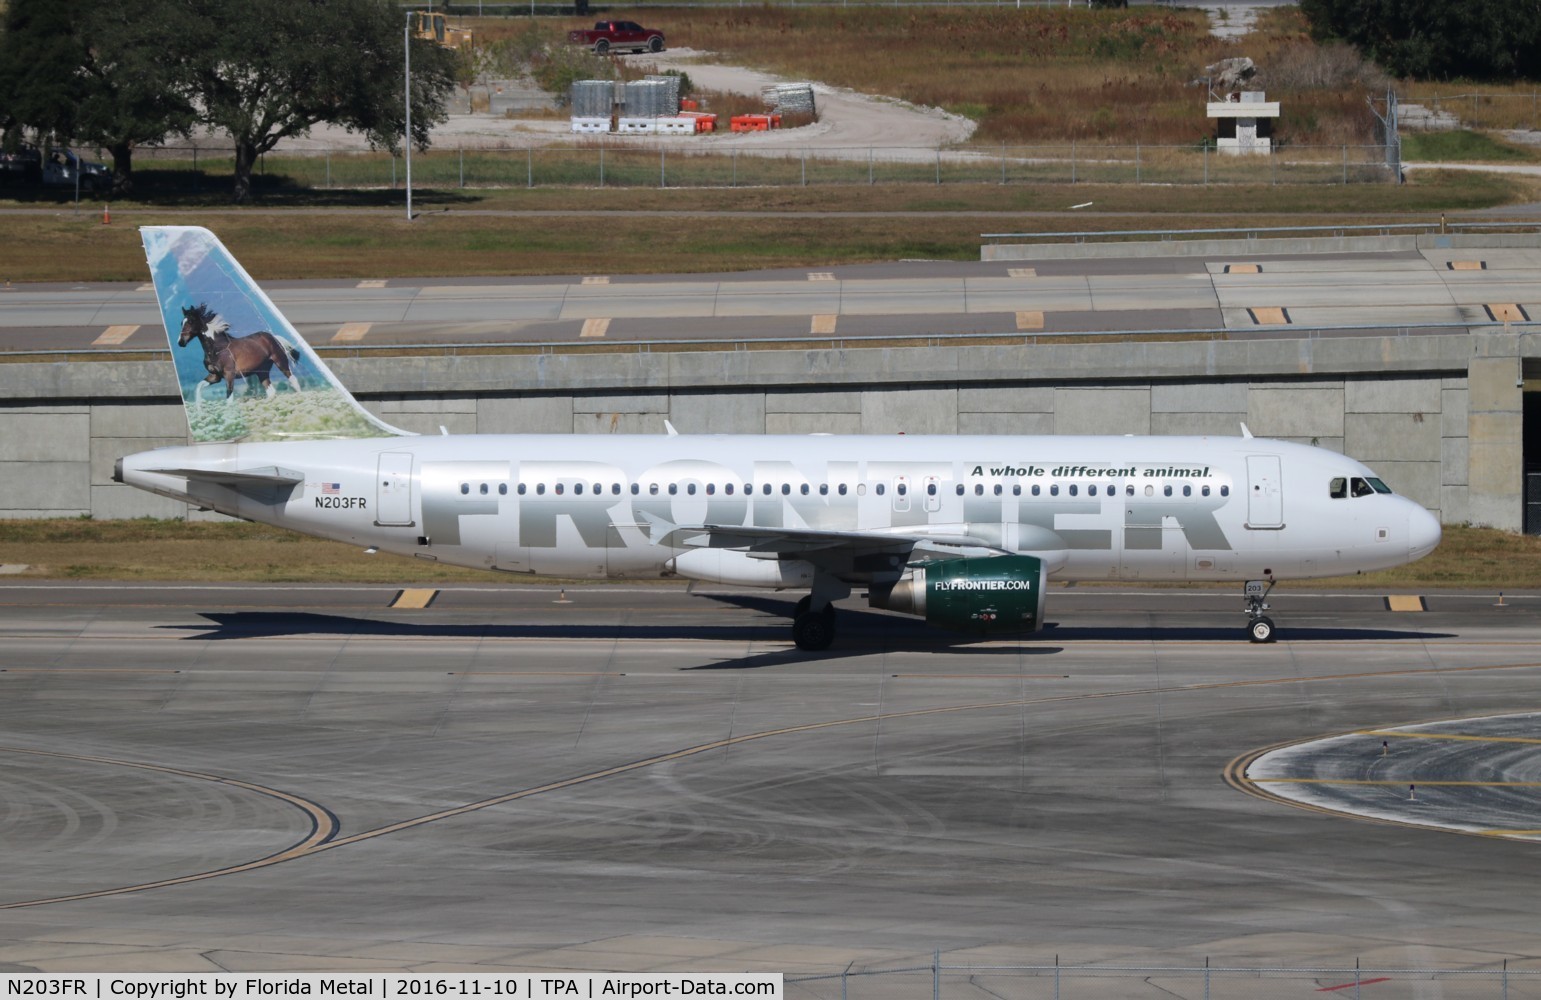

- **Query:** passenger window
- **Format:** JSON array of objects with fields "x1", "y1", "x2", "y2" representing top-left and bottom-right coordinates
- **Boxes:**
[
  {"x1": 574, "y1": 483, "x2": 584, "y2": 495},
  {"x1": 1182, "y1": 485, "x2": 1192, "y2": 497},
  {"x1": 927, "y1": 483, "x2": 937, "y2": 496},
  {"x1": 518, "y1": 483, "x2": 527, "y2": 495},
  {"x1": 839, "y1": 484, "x2": 848, "y2": 496},
  {"x1": 536, "y1": 483, "x2": 546, "y2": 495},
  {"x1": 1032, "y1": 484, "x2": 1041, "y2": 497},
  {"x1": 460, "y1": 483, "x2": 469, "y2": 495},
  {"x1": 649, "y1": 483, "x2": 659, "y2": 495},
  {"x1": 974, "y1": 484, "x2": 984, "y2": 496},
  {"x1": 801, "y1": 484, "x2": 811, "y2": 495},
  {"x1": 555, "y1": 483, "x2": 564, "y2": 495},
  {"x1": 630, "y1": 483, "x2": 639, "y2": 495},
  {"x1": 1050, "y1": 484, "x2": 1059, "y2": 496},
  {"x1": 993, "y1": 484, "x2": 1002, "y2": 496},
  {"x1": 1088, "y1": 485, "x2": 1097, "y2": 497},
  {"x1": 762, "y1": 484, "x2": 772, "y2": 496},
  {"x1": 1012, "y1": 485, "x2": 1021, "y2": 496},
  {"x1": 1220, "y1": 485, "x2": 1230, "y2": 497},
  {"x1": 956, "y1": 484, "x2": 965, "y2": 496},
  {"x1": 498, "y1": 483, "x2": 507, "y2": 496},
  {"x1": 1163, "y1": 485, "x2": 1172, "y2": 497},
  {"x1": 857, "y1": 484, "x2": 867, "y2": 496},
  {"x1": 668, "y1": 484, "x2": 678, "y2": 495},
  {"x1": 479, "y1": 483, "x2": 488, "y2": 495},
  {"x1": 781, "y1": 484, "x2": 791, "y2": 495},
  {"x1": 1126, "y1": 485, "x2": 1135, "y2": 497},
  {"x1": 875, "y1": 484, "x2": 886, "y2": 496},
  {"x1": 1069, "y1": 484, "x2": 1078, "y2": 497},
  {"x1": 896, "y1": 483, "x2": 906, "y2": 496},
  {"x1": 819, "y1": 484, "x2": 828, "y2": 495},
  {"x1": 612, "y1": 483, "x2": 620, "y2": 495},
  {"x1": 1201, "y1": 485, "x2": 1210, "y2": 497}
]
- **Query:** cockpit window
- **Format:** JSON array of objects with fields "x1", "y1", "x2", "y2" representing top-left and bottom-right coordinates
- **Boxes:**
[
  {"x1": 1350, "y1": 477, "x2": 1373, "y2": 498},
  {"x1": 1366, "y1": 477, "x2": 1392, "y2": 494},
  {"x1": 1329, "y1": 477, "x2": 1347, "y2": 499}
]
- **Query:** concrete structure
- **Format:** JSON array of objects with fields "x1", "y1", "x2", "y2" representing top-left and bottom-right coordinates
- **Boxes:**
[
  {"x1": 1, "y1": 328, "x2": 1535, "y2": 530},
  {"x1": 1207, "y1": 90, "x2": 1279, "y2": 155}
]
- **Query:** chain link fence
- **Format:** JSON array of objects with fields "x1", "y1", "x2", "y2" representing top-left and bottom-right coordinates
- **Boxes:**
[
  {"x1": 121, "y1": 142, "x2": 1397, "y2": 191},
  {"x1": 785, "y1": 960, "x2": 1541, "y2": 999}
]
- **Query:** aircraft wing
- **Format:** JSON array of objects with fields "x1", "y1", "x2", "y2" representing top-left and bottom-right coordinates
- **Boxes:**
[
  {"x1": 659, "y1": 523, "x2": 1003, "y2": 553},
  {"x1": 143, "y1": 466, "x2": 305, "y2": 487},
  {"x1": 647, "y1": 519, "x2": 1071, "y2": 579}
]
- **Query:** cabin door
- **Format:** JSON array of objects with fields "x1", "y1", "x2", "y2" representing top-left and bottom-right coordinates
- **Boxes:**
[
  {"x1": 376, "y1": 452, "x2": 415, "y2": 526},
  {"x1": 1245, "y1": 455, "x2": 1283, "y2": 528}
]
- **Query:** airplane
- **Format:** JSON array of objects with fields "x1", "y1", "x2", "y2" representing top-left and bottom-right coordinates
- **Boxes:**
[{"x1": 116, "y1": 226, "x2": 1442, "y2": 650}]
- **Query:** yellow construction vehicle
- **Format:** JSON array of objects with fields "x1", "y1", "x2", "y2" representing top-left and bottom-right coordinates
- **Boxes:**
[{"x1": 411, "y1": 11, "x2": 474, "y2": 50}]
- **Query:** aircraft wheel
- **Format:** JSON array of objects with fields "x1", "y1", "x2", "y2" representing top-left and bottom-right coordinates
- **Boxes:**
[
  {"x1": 1248, "y1": 616, "x2": 1276, "y2": 644},
  {"x1": 794, "y1": 595, "x2": 811, "y2": 618},
  {"x1": 792, "y1": 609, "x2": 835, "y2": 651}
]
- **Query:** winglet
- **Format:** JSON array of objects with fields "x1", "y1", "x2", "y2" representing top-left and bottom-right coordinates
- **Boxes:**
[{"x1": 141, "y1": 226, "x2": 411, "y2": 443}]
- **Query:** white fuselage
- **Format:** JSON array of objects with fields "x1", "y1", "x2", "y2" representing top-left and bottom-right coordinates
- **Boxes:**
[{"x1": 120, "y1": 433, "x2": 1442, "y2": 586}]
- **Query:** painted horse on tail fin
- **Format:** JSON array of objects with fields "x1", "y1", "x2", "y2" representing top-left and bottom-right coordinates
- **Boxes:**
[{"x1": 178, "y1": 302, "x2": 302, "y2": 399}]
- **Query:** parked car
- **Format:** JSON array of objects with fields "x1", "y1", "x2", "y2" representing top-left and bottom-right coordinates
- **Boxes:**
[{"x1": 0, "y1": 143, "x2": 42, "y2": 186}]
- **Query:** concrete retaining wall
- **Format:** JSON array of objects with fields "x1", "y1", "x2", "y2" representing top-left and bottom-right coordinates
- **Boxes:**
[{"x1": 0, "y1": 330, "x2": 1531, "y2": 529}]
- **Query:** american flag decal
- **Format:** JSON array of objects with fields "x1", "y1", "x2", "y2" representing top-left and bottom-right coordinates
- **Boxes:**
[{"x1": 321, "y1": 482, "x2": 341, "y2": 494}]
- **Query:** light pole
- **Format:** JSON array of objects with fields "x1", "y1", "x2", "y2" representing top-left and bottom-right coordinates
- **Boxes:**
[{"x1": 404, "y1": 11, "x2": 413, "y2": 220}]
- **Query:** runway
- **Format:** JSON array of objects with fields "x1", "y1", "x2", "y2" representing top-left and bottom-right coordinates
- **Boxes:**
[
  {"x1": 3, "y1": 246, "x2": 1537, "y2": 353},
  {"x1": 2, "y1": 582, "x2": 1540, "y2": 974}
]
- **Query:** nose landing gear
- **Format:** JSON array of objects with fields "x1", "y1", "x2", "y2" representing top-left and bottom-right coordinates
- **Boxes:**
[{"x1": 1244, "y1": 579, "x2": 1276, "y2": 643}]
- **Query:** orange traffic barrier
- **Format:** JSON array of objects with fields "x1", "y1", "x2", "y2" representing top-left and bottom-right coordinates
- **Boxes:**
[
  {"x1": 730, "y1": 114, "x2": 777, "y2": 132},
  {"x1": 680, "y1": 98, "x2": 698, "y2": 111}
]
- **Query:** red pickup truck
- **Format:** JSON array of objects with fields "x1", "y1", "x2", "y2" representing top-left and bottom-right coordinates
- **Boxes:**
[{"x1": 568, "y1": 20, "x2": 666, "y2": 55}]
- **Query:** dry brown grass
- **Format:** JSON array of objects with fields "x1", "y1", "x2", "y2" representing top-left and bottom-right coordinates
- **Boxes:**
[
  {"x1": 0, "y1": 168, "x2": 1528, "y2": 284},
  {"x1": 516, "y1": 4, "x2": 1386, "y2": 147}
]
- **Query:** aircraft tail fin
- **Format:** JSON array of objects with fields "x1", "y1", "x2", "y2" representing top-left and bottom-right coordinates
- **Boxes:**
[{"x1": 140, "y1": 226, "x2": 410, "y2": 443}]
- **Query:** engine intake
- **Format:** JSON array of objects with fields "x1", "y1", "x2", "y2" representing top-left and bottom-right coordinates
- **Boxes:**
[{"x1": 871, "y1": 555, "x2": 1046, "y2": 634}]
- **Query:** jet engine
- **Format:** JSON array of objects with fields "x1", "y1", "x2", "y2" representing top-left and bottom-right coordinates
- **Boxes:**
[{"x1": 869, "y1": 555, "x2": 1046, "y2": 634}]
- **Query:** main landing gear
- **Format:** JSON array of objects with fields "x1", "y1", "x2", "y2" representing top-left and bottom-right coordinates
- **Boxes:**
[
  {"x1": 1244, "y1": 579, "x2": 1277, "y2": 643},
  {"x1": 791, "y1": 578, "x2": 850, "y2": 651}
]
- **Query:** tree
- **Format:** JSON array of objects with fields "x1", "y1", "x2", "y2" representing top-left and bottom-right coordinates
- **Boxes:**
[
  {"x1": 1299, "y1": 0, "x2": 1541, "y2": 80},
  {"x1": 187, "y1": 0, "x2": 456, "y2": 203},
  {"x1": 0, "y1": 0, "x2": 198, "y2": 194}
]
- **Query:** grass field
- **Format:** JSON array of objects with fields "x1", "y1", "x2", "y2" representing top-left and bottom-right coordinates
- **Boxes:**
[
  {"x1": 2, "y1": 519, "x2": 1533, "y2": 591},
  {"x1": 0, "y1": 167, "x2": 1531, "y2": 283}
]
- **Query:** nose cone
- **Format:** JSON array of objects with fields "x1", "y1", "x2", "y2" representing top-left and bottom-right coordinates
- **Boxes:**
[{"x1": 1407, "y1": 504, "x2": 1442, "y2": 562}]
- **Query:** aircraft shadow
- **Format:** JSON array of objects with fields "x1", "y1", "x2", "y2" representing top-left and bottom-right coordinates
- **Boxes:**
[{"x1": 160, "y1": 604, "x2": 1454, "y2": 672}]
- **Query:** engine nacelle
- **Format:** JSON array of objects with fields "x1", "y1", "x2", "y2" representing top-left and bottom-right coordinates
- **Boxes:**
[{"x1": 870, "y1": 555, "x2": 1046, "y2": 634}]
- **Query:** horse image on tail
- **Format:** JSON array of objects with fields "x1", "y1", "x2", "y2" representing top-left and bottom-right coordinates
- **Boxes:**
[{"x1": 178, "y1": 302, "x2": 302, "y2": 400}]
